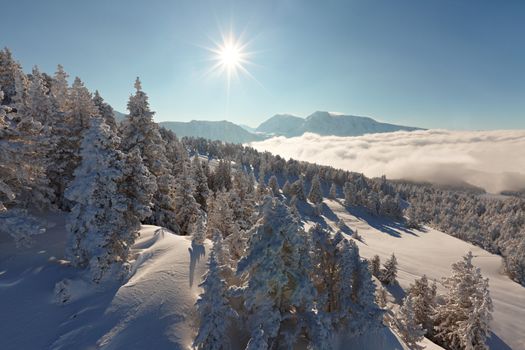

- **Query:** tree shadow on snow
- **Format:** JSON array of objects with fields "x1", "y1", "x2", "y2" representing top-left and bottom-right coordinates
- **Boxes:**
[
  {"x1": 188, "y1": 242, "x2": 206, "y2": 288},
  {"x1": 345, "y1": 205, "x2": 419, "y2": 239},
  {"x1": 385, "y1": 282, "x2": 406, "y2": 304},
  {"x1": 486, "y1": 332, "x2": 513, "y2": 350}
]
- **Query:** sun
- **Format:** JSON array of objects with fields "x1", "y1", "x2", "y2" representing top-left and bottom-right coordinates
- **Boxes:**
[
  {"x1": 218, "y1": 41, "x2": 243, "y2": 71},
  {"x1": 206, "y1": 32, "x2": 256, "y2": 90}
]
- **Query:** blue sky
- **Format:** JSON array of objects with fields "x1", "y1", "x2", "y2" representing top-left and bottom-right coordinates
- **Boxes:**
[{"x1": 2, "y1": 0, "x2": 524, "y2": 129}]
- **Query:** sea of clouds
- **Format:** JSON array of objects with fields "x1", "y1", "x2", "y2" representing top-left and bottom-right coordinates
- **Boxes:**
[{"x1": 249, "y1": 129, "x2": 525, "y2": 193}]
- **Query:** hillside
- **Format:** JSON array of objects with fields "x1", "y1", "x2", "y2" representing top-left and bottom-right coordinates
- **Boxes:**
[
  {"x1": 2, "y1": 198, "x2": 523, "y2": 349},
  {"x1": 159, "y1": 120, "x2": 264, "y2": 143},
  {"x1": 256, "y1": 111, "x2": 422, "y2": 137}
]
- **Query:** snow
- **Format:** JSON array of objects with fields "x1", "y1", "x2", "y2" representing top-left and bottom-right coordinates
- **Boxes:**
[
  {"x1": 0, "y1": 214, "x2": 210, "y2": 350},
  {"x1": 323, "y1": 199, "x2": 525, "y2": 350}
]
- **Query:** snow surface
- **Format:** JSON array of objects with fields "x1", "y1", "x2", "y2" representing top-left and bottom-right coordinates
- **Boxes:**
[
  {"x1": 323, "y1": 199, "x2": 525, "y2": 350},
  {"x1": 1, "y1": 203, "x2": 523, "y2": 349},
  {"x1": 0, "y1": 215, "x2": 210, "y2": 350}
]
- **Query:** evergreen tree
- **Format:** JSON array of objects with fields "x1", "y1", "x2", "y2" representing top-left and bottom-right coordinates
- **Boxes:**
[
  {"x1": 120, "y1": 78, "x2": 178, "y2": 231},
  {"x1": 308, "y1": 174, "x2": 323, "y2": 205},
  {"x1": 394, "y1": 295, "x2": 426, "y2": 350},
  {"x1": 50, "y1": 64, "x2": 69, "y2": 112},
  {"x1": 191, "y1": 211, "x2": 206, "y2": 246},
  {"x1": 268, "y1": 175, "x2": 279, "y2": 196},
  {"x1": 433, "y1": 252, "x2": 493, "y2": 350},
  {"x1": 193, "y1": 243, "x2": 237, "y2": 350},
  {"x1": 381, "y1": 253, "x2": 398, "y2": 285},
  {"x1": 191, "y1": 156, "x2": 209, "y2": 212},
  {"x1": 237, "y1": 196, "x2": 319, "y2": 348},
  {"x1": 407, "y1": 275, "x2": 437, "y2": 334},
  {"x1": 173, "y1": 163, "x2": 200, "y2": 235},
  {"x1": 291, "y1": 178, "x2": 306, "y2": 201},
  {"x1": 329, "y1": 183, "x2": 337, "y2": 199},
  {"x1": 370, "y1": 255, "x2": 381, "y2": 278},
  {"x1": 343, "y1": 181, "x2": 356, "y2": 207},
  {"x1": 282, "y1": 180, "x2": 292, "y2": 198},
  {"x1": 65, "y1": 117, "x2": 154, "y2": 282},
  {"x1": 92, "y1": 90, "x2": 117, "y2": 131}
]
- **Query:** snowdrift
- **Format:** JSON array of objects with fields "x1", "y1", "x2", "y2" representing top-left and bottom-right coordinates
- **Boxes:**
[{"x1": 0, "y1": 217, "x2": 209, "y2": 350}]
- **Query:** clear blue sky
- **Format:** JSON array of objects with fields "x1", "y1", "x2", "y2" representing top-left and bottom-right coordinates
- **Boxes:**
[{"x1": 2, "y1": 0, "x2": 524, "y2": 129}]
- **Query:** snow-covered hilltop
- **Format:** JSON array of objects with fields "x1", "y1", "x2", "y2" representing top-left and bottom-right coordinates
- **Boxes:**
[
  {"x1": 124, "y1": 111, "x2": 422, "y2": 144},
  {"x1": 1, "y1": 48, "x2": 524, "y2": 350},
  {"x1": 256, "y1": 111, "x2": 422, "y2": 138}
]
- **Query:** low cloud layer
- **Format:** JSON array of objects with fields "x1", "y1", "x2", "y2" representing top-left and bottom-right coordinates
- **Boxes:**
[{"x1": 249, "y1": 130, "x2": 525, "y2": 193}]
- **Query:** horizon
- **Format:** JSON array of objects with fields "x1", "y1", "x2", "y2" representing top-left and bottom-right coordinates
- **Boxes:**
[{"x1": 2, "y1": 0, "x2": 525, "y2": 130}]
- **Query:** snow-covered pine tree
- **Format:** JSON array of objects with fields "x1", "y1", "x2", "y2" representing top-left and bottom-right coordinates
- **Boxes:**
[
  {"x1": 308, "y1": 174, "x2": 323, "y2": 205},
  {"x1": 282, "y1": 180, "x2": 292, "y2": 198},
  {"x1": 191, "y1": 210, "x2": 207, "y2": 246},
  {"x1": 394, "y1": 295, "x2": 426, "y2": 350},
  {"x1": 47, "y1": 76, "x2": 97, "y2": 208},
  {"x1": 191, "y1": 156, "x2": 209, "y2": 212},
  {"x1": 268, "y1": 175, "x2": 279, "y2": 196},
  {"x1": 65, "y1": 117, "x2": 153, "y2": 282},
  {"x1": 433, "y1": 252, "x2": 493, "y2": 350},
  {"x1": 329, "y1": 183, "x2": 337, "y2": 199},
  {"x1": 237, "y1": 196, "x2": 320, "y2": 349},
  {"x1": 193, "y1": 242, "x2": 237, "y2": 350},
  {"x1": 380, "y1": 253, "x2": 398, "y2": 285},
  {"x1": 343, "y1": 181, "x2": 356, "y2": 207},
  {"x1": 370, "y1": 255, "x2": 381, "y2": 278},
  {"x1": 407, "y1": 275, "x2": 437, "y2": 335},
  {"x1": 173, "y1": 163, "x2": 200, "y2": 235},
  {"x1": 0, "y1": 48, "x2": 23, "y2": 105},
  {"x1": 291, "y1": 178, "x2": 306, "y2": 201},
  {"x1": 92, "y1": 90, "x2": 117, "y2": 131},
  {"x1": 120, "y1": 78, "x2": 178, "y2": 232},
  {"x1": 50, "y1": 64, "x2": 69, "y2": 113},
  {"x1": 335, "y1": 237, "x2": 382, "y2": 336}
]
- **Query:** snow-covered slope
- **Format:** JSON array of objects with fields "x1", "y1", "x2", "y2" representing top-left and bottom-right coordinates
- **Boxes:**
[
  {"x1": 160, "y1": 120, "x2": 264, "y2": 143},
  {"x1": 255, "y1": 113, "x2": 305, "y2": 136},
  {"x1": 0, "y1": 216, "x2": 210, "y2": 350},
  {"x1": 322, "y1": 199, "x2": 525, "y2": 350}
]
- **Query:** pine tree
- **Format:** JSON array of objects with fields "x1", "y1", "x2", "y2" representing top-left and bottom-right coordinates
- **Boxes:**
[
  {"x1": 193, "y1": 243, "x2": 237, "y2": 350},
  {"x1": 120, "y1": 78, "x2": 178, "y2": 231},
  {"x1": 268, "y1": 175, "x2": 279, "y2": 196},
  {"x1": 370, "y1": 255, "x2": 381, "y2": 278},
  {"x1": 173, "y1": 163, "x2": 200, "y2": 235},
  {"x1": 407, "y1": 275, "x2": 437, "y2": 334},
  {"x1": 49, "y1": 76, "x2": 97, "y2": 208},
  {"x1": 394, "y1": 295, "x2": 426, "y2": 350},
  {"x1": 92, "y1": 90, "x2": 117, "y2": 131},
  {"x1": 308, "y1": 174, "x2": 323, "y2": 205},
  {"x1": 191, "y1": 156, "x2": 209, "y2": 212},
  {"x1": 237, "y1": 196, "x2": 318, "y2": 348},
  {"x1": 65, "y1": 117, "x2": 154, "y2": 282},
  {"x1": 343, "y1": 181, "x2": 356, "y2": 207},
  {"x1": 329, "y1": 183, "x2": 337, "y2": 199},
  {"x1": 0, "y1": 48, "x2": 23, "y2": 105},
  {"x1": 282, "y1": 180, "x2": 292, "y2": 198},
  {"x1": 291, "y1": 178, "x2": 306, "y2": 201},
  {"x1": 191, "y1": 211, "x2": 206, "y2": 246},
  {"x1": 433, "y1": 252, "x2": 493, "y2": 350},
  {"x1": 51, "y1": 64, "x2": 69, "y2": 113},
  {"x1": 381, "y1": 253, "x2": 398, "y2": 285}
]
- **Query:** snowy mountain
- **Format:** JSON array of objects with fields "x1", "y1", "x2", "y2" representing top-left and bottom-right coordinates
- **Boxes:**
[
  {"x1": 255, "y1": 113, "x2": 305, "y2": 137},
  {"x1": 159, "y1": 120, "x2": 264, "y2": 143},
  {"x1": 256, "y1": 111, "x2": 422, "y2": 137}
]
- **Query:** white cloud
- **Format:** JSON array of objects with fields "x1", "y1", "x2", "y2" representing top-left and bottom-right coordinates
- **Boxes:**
[{"x1": 249, "y1": 130, "x2": 525, "y2": 193}]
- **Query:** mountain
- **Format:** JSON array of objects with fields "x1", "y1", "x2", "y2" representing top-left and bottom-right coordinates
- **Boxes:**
[
  {"x1": 113, "y1": 110, "x2": 127, "y2": 122},
  {"x1": 159, "y1": 120, "x2": 264, "y2": 143},
  {"x1": 255, "y1": 114, "x2": 305, "y2": 137},
  {"x1": 114, "y1": 110, "x2": 422, "y2": 143},
  {"x1": 256, "y1": 111, "x2": 422, "y2": 137}
]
